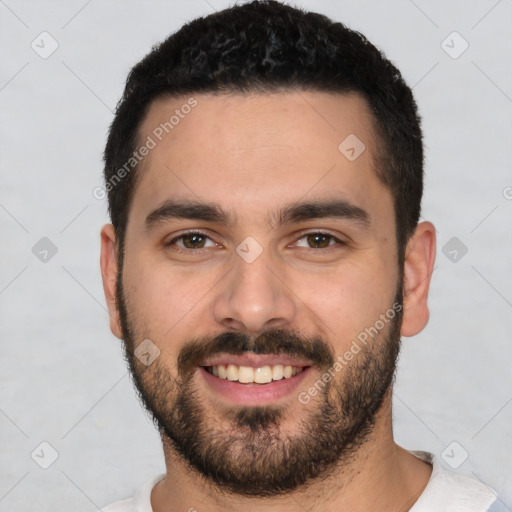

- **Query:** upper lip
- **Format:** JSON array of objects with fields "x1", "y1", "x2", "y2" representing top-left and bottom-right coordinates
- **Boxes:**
[{"x1": 200, "y1": 353, "x2": 313, "y2": 368}]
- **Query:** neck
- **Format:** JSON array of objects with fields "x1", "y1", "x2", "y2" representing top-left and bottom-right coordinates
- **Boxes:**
[{"x1": 151, "y1": 391, "x2": 432, "y2": 512}]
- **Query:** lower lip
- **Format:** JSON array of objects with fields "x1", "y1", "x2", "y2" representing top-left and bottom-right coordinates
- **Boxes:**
[{"x1": 199, "y1": 366, "x2": 312, "y2": 406}]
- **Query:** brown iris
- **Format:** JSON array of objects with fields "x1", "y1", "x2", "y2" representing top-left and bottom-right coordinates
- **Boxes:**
[
  {"x1": 182, "y1": 233, "x2": 207, "y2": 248},
  {"x1": 306, "y1": 233, "x2": 332, "y2": 248}
]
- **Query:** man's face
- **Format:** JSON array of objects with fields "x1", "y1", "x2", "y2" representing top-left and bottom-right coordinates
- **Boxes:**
[{"x1": 115, "y1": 91, "x2": 403, "y2": 495}]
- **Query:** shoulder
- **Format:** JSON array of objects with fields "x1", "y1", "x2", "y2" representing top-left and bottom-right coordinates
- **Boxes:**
[
  {"x1": 408, "y1": 450, "x2": 497, "y2": 512},
  {"x1": 100, "y1": 474, "x2": 166, "y2": 512}
]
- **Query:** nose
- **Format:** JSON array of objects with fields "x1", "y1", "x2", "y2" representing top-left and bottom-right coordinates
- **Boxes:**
[{"x1": 212, "y1": 248, "x2": 297, "y2": 334}]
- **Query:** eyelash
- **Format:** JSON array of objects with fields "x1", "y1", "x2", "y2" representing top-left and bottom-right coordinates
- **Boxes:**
[{"x1": 164, "y1": 230, "x2": 345, "y2": 253}]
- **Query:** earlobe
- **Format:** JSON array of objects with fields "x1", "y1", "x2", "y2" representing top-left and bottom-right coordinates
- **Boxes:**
[
  {"x1": 400, "y1": 221, "x2": 436, "y2": 337},
  {"x1": 100, "y1": 223, "x2": 123, "y2": 339}
]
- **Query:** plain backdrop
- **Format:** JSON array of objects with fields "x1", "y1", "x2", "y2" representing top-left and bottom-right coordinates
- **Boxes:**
[{"x1": 1, "y1": 0, "x2": 511, "y2": 510}]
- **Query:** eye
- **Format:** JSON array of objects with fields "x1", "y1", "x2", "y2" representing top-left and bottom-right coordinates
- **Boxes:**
[
  {"x1": 295, "y1": 232, "x2": 342, "y2": 249},
  {"x1": 167, "y1": 231, "x2": 217, "y2": 249}
]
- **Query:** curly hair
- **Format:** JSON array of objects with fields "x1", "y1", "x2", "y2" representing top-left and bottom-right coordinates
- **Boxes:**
[{"x1": 104, "y1": 0, "x2": 423, "y2": 269}]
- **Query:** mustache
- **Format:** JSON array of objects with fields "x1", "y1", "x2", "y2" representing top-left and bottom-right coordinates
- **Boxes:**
[{"x1": 177, "y1": 328, "x2": 335, "y2": 379}]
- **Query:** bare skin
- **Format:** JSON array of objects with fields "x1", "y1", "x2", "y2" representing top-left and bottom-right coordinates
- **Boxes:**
[{"x1": 100, "y1": 91, "x2": 436, "y2": 511}]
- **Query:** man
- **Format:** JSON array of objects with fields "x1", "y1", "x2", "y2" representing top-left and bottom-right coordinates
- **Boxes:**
[{"x1": 99, "y1": 1, "x2": 498, "y2": 510}]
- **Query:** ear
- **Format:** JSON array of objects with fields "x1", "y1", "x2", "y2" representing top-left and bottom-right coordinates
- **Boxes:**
[
  {"x1": 400, "y1": 221, "x2": 436, "y2": 337},
  {"x1": 100, "y1": 223, "x2": 123, "y2": 339}
]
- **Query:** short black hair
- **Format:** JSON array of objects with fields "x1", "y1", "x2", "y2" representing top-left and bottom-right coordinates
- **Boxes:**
[{"x1": 103, "y1": 0, "x2": 423, "y2": 269}]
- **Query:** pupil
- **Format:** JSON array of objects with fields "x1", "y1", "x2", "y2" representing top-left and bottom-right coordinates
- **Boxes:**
[
  {"x1": 184, "y1": 234, "x2": 205, "y2": 248},
  {"x1": 308, "y1": 234, "x2": 329, "y2": 248}
]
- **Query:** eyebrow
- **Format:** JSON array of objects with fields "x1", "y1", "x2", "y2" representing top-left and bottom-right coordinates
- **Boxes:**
[
  {"x1": 145, "y1": 201, "x2": 230, "y2": 231},
  {"x1": 276, "y1": 199, "x2": 370, "y2": 227},
  {"x1": 144, "y1": 198, "x2": 370, "y2": 231}
]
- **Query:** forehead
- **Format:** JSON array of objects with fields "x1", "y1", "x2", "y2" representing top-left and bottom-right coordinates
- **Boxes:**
[{"x1": 130, "y1": 90, "x2": 390, "y2": 227}]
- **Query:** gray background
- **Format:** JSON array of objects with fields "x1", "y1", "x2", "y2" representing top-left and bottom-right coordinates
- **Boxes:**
[{"x1": 1, "y1": 0, "x2": 511, "y2": 510}]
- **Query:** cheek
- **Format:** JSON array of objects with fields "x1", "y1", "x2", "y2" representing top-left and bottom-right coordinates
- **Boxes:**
[
  {"x1": 122, "y1": 256, "x2": 218, "y2": 347},
  {"x1": 292, "y1": 258, "x2": 397, "y2": 347}
]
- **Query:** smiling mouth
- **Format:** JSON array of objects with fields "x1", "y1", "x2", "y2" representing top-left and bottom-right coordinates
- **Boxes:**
[{"x1": 203, "y1": 364, "x2": 309, "y2": 384}]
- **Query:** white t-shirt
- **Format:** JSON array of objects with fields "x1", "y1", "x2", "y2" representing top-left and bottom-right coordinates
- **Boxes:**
[{"x1": 101, "y1": 450, "x2": 498, "y2": 512}]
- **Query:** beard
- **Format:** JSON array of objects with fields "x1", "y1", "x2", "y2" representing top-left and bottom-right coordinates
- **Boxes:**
[{"x1": 116, "y1": 271, "x2": 403, "y2": 498}]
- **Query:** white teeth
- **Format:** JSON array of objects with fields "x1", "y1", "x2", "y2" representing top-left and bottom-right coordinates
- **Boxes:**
[
  {"x1": 218, "y1": 364, "x2": 227, "y2": 379},
  {"x1": 207, "y1": 363, "x2": 305, "y2": 383},
  {"x1": 272, "y1": 364, "x2": 284, "y2": 380},
  {"x1": 254, "y1": 365, "x2": 272, "y2": 383},
  {"x1": 226, "y1": 364, "x2": 238, "y2": 381},
  {"x1": 238, "y1": 366, "x2": 254, "y2": 383}
]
